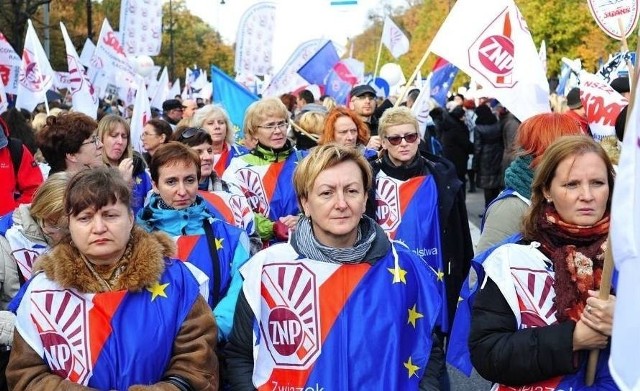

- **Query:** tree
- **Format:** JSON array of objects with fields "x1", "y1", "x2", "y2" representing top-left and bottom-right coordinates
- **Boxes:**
[{"x1": 0, "y1": 0, "x2": 52, "y2": 53}]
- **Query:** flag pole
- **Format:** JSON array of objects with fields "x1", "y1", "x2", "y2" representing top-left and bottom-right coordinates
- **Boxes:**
[
  {"x1": 395, "y1": 42, "x2": 432, "y2": 107},
  {"x1": 373, "y1": 34, "x2": 384, "y2": 80},
  {"x1": 618, "y1": 17, "x2": 634, "y2": 89},
  {"x1": 584, "y1": 21, "x2": 640, "y2": 387}
]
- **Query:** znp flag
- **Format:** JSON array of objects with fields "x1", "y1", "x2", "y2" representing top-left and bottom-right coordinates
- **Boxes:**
[
  {"x1": 381, "y1": 16, "x2": 410, "y2": 58},
  {"x1": 15, "y1": 20, "x2": 54, "y2": 112},
  {"x1": 60, "y1": 22, "x2": 99, "y2": 118}
]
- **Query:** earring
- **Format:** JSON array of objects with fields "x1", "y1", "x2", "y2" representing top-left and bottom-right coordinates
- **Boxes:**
[{"x1": 546, "y1": 198, "x2": 552, "y2": 203}]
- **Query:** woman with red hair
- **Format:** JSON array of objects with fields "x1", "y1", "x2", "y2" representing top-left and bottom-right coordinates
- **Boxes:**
[
  {"x1": 320, "y1": 107, "x2": 378, "y2": 158},
  {"x1": 476, "y1": 112, "x2": 583, "y2": 253}
]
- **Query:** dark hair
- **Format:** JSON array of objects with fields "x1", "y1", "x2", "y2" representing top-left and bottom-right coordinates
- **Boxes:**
[
  {"x1": 279, "y1": 93, "x2": 297, "y2": 112},
  {"x1": 149, "y1": 142, "x2": 201, "y2": 183},
  {"x1": 407, "y1": 89, "x2": 420, "y2": 103},
  {"x1": 1, "y1": 108, "x2": 37, "y2": 153},
  {"x1": 65, "y1": 167, "x2": 131, "y2": 217},
  {"x1": 299, "y1": 90, "x2": 315, "y2": 105},
  {"x1": 36, "y1": 112, "x2": 98, "y2": 173},
  {"x1": 170, "y1": 127, "x2": 213, "y2": 148},
  {"x1": 474, "y1": 104, "x2": 497, "y2": 125},
  {"x1": 146, "y1": 119, "x2": 173, "y2": 142}
]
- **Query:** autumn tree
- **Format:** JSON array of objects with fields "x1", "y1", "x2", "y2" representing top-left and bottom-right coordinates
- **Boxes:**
[{"x1": 0, "y1": 0, "x2": 52, "y2": 53}]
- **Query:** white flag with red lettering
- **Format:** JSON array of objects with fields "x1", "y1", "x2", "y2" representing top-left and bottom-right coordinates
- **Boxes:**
[
  {"x1": 87, "y1": 19, "x2": 137, "y2": 100},
  {"x1": 0, "y1": 77, "x2": 8, "y2": 115},
  {"x1": 119, "y1": 0, "x2": 162, "y2": 56},
  {"x1": 430, "y1": 0, "x2": 549, "y2": 122},
  {"x1": 578, "y1": 70, "x2": 627, "y2": 141},
  {"x1": 15, "y1": 20, "x2": 54, "y2": 112},
  {"x1": 0, "y1": 31, "x2": 22, "y2": 95},
  {"x1": 60, "y1": 22, "x2": 99, "y2": 118},
  {"x1": 130, "y1": 76, "x2": 151, "y2": 153},
  {"x1": 381, "y1": 17, "x2": 410, "y2": 58},
  {"x1": 234, "y1": 2, "x2": 275, "y2": 76}
]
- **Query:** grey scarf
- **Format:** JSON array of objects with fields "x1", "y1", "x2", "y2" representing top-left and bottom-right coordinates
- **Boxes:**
[{"x1": 293, "y1": 215, "x2": 377, "y2": 264}]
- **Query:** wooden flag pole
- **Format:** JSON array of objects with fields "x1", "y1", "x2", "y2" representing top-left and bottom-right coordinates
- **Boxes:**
[
  {"x1": 395, "y1": 43, "x2": 432, "y2": 107},
  {"x1": 585, "y1": 22, "x2": 640, "y2": 386},
  {"x1": 373, "y1": 37, "x2": 384, "y2": 81},
  {"x1": 618, "y1": 18, "x2": 635, "y2": 89}
]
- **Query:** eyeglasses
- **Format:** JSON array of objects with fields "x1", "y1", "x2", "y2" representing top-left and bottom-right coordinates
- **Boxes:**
[
  {"x1": 258, "y1": 121, "x2": 289, "y2": 131},
  {"x1": 385, "y1": 133, "x2": 419, "y2": 146},
  {"x1": 141, "y1": 131, "x2": 159, "y2": 138},
  {"x1": 81, "y1": 134, "x2": 101, "y2": 148},
  {"x1": 178, "y1": 127, "x2": 206, "y2": 141},
  {"x1": 353, "y1": 95, "x2": 376, "y2": 101}
]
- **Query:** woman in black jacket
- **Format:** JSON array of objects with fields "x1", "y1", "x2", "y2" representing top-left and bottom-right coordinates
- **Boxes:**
[
  {"x1": 473, "y1": 104, "x2": 504, "y2": 207},
  {"x1": 441, "y1": 106, "x2": 474, "y2": 193}
]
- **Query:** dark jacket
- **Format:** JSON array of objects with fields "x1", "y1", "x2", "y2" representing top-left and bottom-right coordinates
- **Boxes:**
[
  {"x1": 366, "y1": 151, "x2": 474, "y2": 331},
  {"x1": 440, "y1": 113, "x2": 473, "y2": 181},
  {"x1": 473, "y1": 122, "x2": 504, "y2": 189},
  {"x1": 469, "y1": 277, "x2": 577, "y2": 385},
  {"x1": 499, "y1": 111, "x2": 521, "y2": 175}
]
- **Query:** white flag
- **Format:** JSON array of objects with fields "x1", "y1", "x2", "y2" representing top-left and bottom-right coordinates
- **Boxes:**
[
  {"x1": 60, "y1": 22, "x2": 99, "y2": 119},
  {"x1": 234, "y1": 2, "x2": 276, "y2": 76},
  {"x1": 79, "y1": 38, "x2": 96, "y2": 68},
  {"x1": 538, "y1": 40, "x2": 547, "y2": 76},
  {"x1": 150, "y1": 67, "x2": 169, "y2": 110},
  {"x1": 610, "y1": 64, "x2": 640, "y2": 391},
  {"x1": 577, "y1": 70, "x2": 627, "y2": 142},
  {"x1": 430, "y1": 0, "x2": 550, "y2": 122},
  {"x1": 263, "y1": 39, "x2": 324, "y2": 97},
  {"x1": 0, "y1": 31, "x2": 22, "y2": 95},
  {"x1": 87, "y1": 19, "x2": 137, "y2": 100},
  {"x1": 130, "y1": 76, "x2": 151, "y2": 154},
  {"x1": 120, "y1": 0, "x2": 162, "y2": 56},
  {"x1": 411, "y1": 86, "x2": 433, "y2": 139},
  {"x1": 0, "y1": 77, "x2": 8, "y2": 115},
  {"x1": 381, "y1": 16, "x2": 410, "y2": 58},
  {"x1": 16, "y1": 20, "x2": 54, "y2": 112},
  {"x1": 167, "y1": 79, "x2": 180, "y2": 104}
]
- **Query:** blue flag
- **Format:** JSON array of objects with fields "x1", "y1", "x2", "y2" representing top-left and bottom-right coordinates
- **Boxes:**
[
  {"x1": 555, "y1": 62, "x2": 571, "y2": 96},
  {"x1": 211, "y1": 65, "x2": 259, "y2": 139},
  {"x1": 430, "y1": 59, "x2": 458, "y2": 108},
  {"x1": 297, "y1": 41, "x2": 340, "y2": 85}
]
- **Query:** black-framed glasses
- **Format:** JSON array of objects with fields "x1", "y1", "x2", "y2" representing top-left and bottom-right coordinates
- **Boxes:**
[
  {"x1": 178, "y1": 127, "x2": 206, "y2": 141},
  {"x1": 81, "y1": 134, "x2": 101, "y2": 148},
  {"x1": 258, "y1": 121, "x2": 288, "y2": 131},
  {"x1": 385, "y1": 133, "x2": 419, "y2": 146}
]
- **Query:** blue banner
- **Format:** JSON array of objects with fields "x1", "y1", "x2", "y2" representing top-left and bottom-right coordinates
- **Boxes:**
[
  {"x1": 211, "y1": 64, "x2": 259, "y2": 139},
  {"x1": 297, "y1": 41, "x2": 340, "y2": 85}
]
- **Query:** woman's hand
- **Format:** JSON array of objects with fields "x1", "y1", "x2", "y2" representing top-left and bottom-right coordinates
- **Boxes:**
[
  {"x1": 367, "y1": 135, "x2": 382, "y2": 150},
  {"x1": 280, "y1": 215, "x2": 300, "y2": 230},
  {"x1": 580, "y1": 290, "x2": 616, "y2": 336},
  {"x1": 118, "y1": 157, "x2": 134, "y2": 184},
  {"x1": 572, "y1": 319, "x2": 609, "y2": 351}
]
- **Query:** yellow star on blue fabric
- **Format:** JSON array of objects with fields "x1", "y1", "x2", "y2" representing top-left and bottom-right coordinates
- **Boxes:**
[
  {"x1": 407, "y1": 304, "x2": 424, "y2": 328},
  {"x1": 404, "y1": 356, "x2": 420, "y2": 378},
  {"x1": 215, "y1": 237, "x2": 224, "y2": 250},
  {"x1": 147, "y1": 281, "x2": 170, "y2": 301},
  {"x1": 135, "y1": 177, "x2": 142, "y2": 185},
  {"x1": 388, "y1": 264, "x2": 407, "y2": 284},
  {"x1": 436, "y1": 269, "x2": 445, "y2": 281}
]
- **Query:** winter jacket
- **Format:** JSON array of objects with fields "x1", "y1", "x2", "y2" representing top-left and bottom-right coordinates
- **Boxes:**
[
  {"x1": 440, "y1": 114, "x2": 473, "y2": 182},
  {"x1": 7, "y1": 227, "x2": 218, "y2": 390},
  {"x1": 367, "y1": 151, "x2": 474, "y2": 332},
  {"x1": 473, "y1": 122, "x2": 504, "y2": 189},
  {"x1": 0, "y1": 141, "x2": 43, "y2": 216}
]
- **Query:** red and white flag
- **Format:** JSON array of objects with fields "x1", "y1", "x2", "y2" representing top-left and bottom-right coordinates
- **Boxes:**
[
  {"x1": 0, "y1": 31, "x2": 22, "y2": 95},
  {"x1": 610, "y1": 67, "x2": 640, "y2": 391},
  {"x1": 0, "y1": 77, "x2": 8, "y2": 115},
  {"x1": 578, "y1": 70, "x2": 627, "y2": 141},
  {"x1": 87, "y1": 19, "x2": 137, "y2": 101},
  {"x1": 15, "y1": 20, "x2": 54, "y2": 112},
  {"x1": 130, "y1": 76, "x2": 151, "y2": 153},
  {"x1": 381, "y1": 16, "x2": 410, "y2": 58},
  {"x1": 60, "y1": 22, "x2": 99, "y2": 118},
  {"x1": 119, "y1": 0, "x2": 162, "y2": 56},
  {"x1": 430, "y1": 0, "x2": 549, "y2": 122},
  {"x1": 234, "y1": 2, "x2": 275, "y2": 76}
]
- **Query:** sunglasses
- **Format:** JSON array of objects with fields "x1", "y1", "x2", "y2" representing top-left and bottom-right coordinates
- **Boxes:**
[
  {"x1": 385, "y1": 133, "x2": 419, "y2": 146},
  {"x1": 178, "y1": 127, "x2": 206, "y2": 141}
]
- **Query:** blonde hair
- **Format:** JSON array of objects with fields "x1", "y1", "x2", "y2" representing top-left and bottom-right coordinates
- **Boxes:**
[
  {"x1": 192, "y1": 104, "x2": 235, "y2": 144},
  {"x1": 97, "y1": 115, "x2": 132, "y2": 165},
  {"x1": 293, "y1": 143, "x2": 372, "y2": 208},
  {"x1": 297, "y1": 111, "x2": 326, "y2": 136},
  {"x1": 29, "y1": 172, "x2": 70, "y2": 227},
  {"x1": 378, "y1": 106, "x2": 419, "y2": 139},
  {"x1": 243, "y1": 98, "x2": 289, "y2": 138}
]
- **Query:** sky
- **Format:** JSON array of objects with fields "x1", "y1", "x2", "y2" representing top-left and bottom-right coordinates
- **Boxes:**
[{"x1": 184, "y1": 0, "x2": 406, "y2": 70}]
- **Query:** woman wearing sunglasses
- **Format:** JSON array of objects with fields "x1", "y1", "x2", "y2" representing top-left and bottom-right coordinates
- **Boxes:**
[
  {"x1": 222, "y1": 98, "x2": 307, "y2": 246},
  {"x1": 366, "y1": 107, "x2": 473, "y2": 387},
  {"x1": 320, "y1": 107, "x2": 379, "y2": 158}
]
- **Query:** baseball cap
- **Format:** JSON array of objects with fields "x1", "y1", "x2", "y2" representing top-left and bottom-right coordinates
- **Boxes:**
[
  {"x1": 162, "y1": 99, "x2": 185, "y2": 112},
  {"x1": 350, "y1": 85, "x2": 377, "y2": 99}
]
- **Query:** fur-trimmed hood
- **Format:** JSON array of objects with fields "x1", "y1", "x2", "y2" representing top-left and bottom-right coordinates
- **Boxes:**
[{"x1": 34, "y1": 226, "x2": 176, "y2": 293}]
